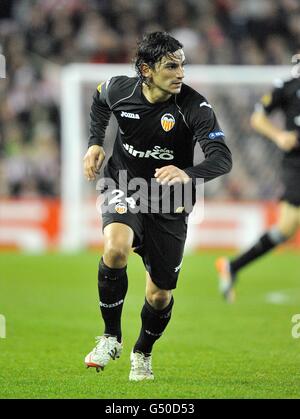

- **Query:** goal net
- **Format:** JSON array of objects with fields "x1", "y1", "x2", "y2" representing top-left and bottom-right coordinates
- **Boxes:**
[{"x1": 60, "y1": 64, "x2": 291, "y2": 251}]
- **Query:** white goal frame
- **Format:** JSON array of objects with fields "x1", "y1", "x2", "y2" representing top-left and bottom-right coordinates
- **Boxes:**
[{"x1": 60, "y1": 64, "x2": 291, "y2": 251}]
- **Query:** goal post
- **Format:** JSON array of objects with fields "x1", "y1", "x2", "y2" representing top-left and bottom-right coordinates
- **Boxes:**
[{"x1": 60, "y1": 64, "x2": 292, "y2": 251}]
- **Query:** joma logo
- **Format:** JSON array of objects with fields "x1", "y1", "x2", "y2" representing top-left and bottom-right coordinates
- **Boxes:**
[{"x1": 120, "y1": 111, "x2": 140, "y2": 119}]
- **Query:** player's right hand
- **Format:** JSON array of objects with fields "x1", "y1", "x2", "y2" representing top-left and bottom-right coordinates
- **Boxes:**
[
  {"x1": 83, "y1": 145, "x2": 105, "y2": 181},
  {"x1": 274, "y1": 131, "x2": 298, "y2": 151}
]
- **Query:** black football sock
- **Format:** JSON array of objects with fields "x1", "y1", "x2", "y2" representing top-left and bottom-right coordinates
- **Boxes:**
[
  {"x1": 230, "y1": 228, "x2": 288, "y2": 275},
  {"x1": 98, "y1": 257, "x2": 128, "y2": 343},
  {"x1": 133, "y1": 297, "x2": 174, "y2": 355}
]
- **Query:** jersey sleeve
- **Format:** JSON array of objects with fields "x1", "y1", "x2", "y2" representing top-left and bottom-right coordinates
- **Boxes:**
[
  {"x1": 88, "y1": 80, "x2": 112, "y2": 147},
  {"x1": 256, "y1": 79, "x2": 286, "y2": 114},
  {"x1": 182, "y1": 93, "x2": 232, "y2": 183}
]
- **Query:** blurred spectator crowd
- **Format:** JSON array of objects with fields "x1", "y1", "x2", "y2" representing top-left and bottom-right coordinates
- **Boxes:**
[{"x1": 0, "y1": 0, "x2": 300, "y2": 198}]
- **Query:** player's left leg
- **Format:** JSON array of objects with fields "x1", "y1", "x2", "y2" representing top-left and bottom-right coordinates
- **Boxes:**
[
  {"x1": 129, "y1": 273, "x2": 174, "y2": 381},
  {"x1": 130, "y1": 213, "x2": 187, "y2": 381}
]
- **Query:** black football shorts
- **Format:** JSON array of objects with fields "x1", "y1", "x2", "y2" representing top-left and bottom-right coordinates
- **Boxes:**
[
  {"x1": 100, "y1": 188, "x2": 188, "y2": 290},
  {"x1": 281, "y1": 164, "x2": 300, "y2": 206}
]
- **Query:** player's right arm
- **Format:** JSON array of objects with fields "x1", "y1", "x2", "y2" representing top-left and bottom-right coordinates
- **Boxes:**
[
  {"x1": 83, "y1": 145, "x2": 106, "y2": 181},
  {"x1": 84, "y1": 81, "x2": 112, "y2": 181},
  {"x1": 250, "y1": 81, "x2": 298, "y2": 152}
]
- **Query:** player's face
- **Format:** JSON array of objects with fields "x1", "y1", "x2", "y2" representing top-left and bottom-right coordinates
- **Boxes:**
[{"x1": 150, "y1": 49, "x2": 186, "y2": 95}]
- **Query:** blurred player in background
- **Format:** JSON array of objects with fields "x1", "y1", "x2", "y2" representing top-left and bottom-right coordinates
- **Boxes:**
[
  {"x1": 83, "y1": 32, "x2": 232, "y2": 380},
  {"x1": 217, "y1": 73, "x2": 300, "y2": 303}
]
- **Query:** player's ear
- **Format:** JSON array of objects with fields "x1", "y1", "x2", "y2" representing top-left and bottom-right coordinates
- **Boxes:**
[{"x1": 141, "y1": 63, "x2": 152, "y2": 80}]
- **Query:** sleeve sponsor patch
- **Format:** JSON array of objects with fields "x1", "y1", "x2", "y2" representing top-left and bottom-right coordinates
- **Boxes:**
[{"x1": 208, "y1": 131, "x2": 225, "y2": 139}]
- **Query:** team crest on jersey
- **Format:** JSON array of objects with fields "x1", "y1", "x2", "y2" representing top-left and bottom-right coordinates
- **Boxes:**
[
  {"x1": 161, "y1": 113, "x2": 175, "y2": 132},
  {"x1": 115, "y1": 203, "x2": 127, "y2": 214}
]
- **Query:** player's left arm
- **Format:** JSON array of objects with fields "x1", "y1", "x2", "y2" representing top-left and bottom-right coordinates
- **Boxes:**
[
  {"x1": 183, "y1": 95, "x2": 232, "y2": 183},
  {"x1": 154, "y1": 97, "x2": 232, "y2": 186},
  {"x1": 154, "y1": 165, "x2": 190, "y2": 186}
]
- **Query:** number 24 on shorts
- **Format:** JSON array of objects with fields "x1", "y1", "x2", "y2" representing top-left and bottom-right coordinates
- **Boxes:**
[{"x1": 109, "y1": 189, "x2": 136, "y2": 209}]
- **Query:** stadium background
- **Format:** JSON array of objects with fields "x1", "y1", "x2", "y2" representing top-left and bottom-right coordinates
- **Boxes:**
[
  {"x1": 1, "y1": 0, "x2": 300, "y2": 250},
  {"x1": 0, "y1": 0, "x2": 300, "y2": 400}
]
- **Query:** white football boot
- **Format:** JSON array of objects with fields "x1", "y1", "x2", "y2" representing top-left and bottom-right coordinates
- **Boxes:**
[
  {"x1": 129, "y1": 351, "x2": 154, "y2": 381},
  {"x1": 85, "y1": 336, "x2": 122, "y2": 372}
]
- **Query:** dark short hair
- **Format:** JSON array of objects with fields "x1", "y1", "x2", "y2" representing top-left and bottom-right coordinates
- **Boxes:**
[{"x1": 135, "y1": 31, "x2": 183, "y2": 83}]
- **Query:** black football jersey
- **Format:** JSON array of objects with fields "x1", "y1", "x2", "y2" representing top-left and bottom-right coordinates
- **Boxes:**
[
  {"x1": 89, "y1": 76, "x2": 232, "y2": 185},
  {"x1": 259, "y1": 77, "x2": 300, "y2": 167}
]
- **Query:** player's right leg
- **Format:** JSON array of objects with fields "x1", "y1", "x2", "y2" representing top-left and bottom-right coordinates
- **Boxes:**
[
  {"x1": 129, "y1": 213, "x2": 186, "y2": 381},
  {"x1": 85, "y1": 222, "x2": 134, "y2": 371},
  {"x1": 216, "y1": 201, "x2": 299, "y2": 302}
]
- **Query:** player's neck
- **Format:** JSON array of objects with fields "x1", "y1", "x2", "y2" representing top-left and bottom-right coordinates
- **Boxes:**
[{"x1": 142, "y1": 83, "x2": 172, "y2": 104}]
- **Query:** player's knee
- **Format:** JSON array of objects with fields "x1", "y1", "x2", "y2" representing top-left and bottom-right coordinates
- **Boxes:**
[
  {"x1": 277, "y1": 203, "x2": 299, "y2": 239},
  {"x1": 104, "y1": 244, "x2": 130, "y2": 268},
  {"x1": 277, "y1": 222, "x2": 297, "y2": 239},
  {"x1": 147, "y1": 290, "x2": 172, "y2": 310}
]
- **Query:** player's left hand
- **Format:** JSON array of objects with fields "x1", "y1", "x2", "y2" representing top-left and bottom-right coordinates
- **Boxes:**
[
  {"x1": 154, "y1": 165, "x2": 190, "y2": 186},
  {"x1": 274, "y1": 131, "x2": 298, "y2": 151}
]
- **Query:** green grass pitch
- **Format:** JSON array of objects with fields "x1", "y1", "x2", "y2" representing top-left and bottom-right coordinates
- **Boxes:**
[{"x1": 0, "y1": 250, "x2": 299, "y2": 399}]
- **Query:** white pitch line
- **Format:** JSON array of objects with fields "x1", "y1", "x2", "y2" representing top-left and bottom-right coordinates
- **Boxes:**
[
  {"x1": 265, "y1": 292, "x2": 291, "y2": 305},
  {"x1": 265, "y1": 288, "x2": 300, "y2": 305}
]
